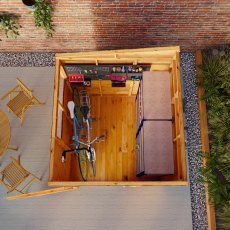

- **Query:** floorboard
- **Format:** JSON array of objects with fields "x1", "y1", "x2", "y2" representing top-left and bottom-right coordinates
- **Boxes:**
[{"x1": 70, "y1": 95, "x2": 136, "y2": 181}]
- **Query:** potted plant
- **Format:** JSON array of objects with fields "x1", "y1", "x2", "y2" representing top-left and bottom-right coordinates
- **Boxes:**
[
  {"x1": 22, "y1": 0, "x2": 54, "y2": 37},
  {"x1": 0, "y1": 14, "x2": 19, "y2": 39},
  {"x1": 22, "y1": 0, "x2": 35, "y2": 9}
]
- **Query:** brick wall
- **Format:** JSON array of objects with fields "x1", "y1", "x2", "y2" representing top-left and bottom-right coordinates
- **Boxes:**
[{"x1": 0, "y1": 0, "x2": 229, "y2": 52}]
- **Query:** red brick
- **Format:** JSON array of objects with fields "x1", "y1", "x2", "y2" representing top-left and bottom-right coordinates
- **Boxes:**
[{"x1": 0, "y1": 0, "x2": 229, "y2": 51}]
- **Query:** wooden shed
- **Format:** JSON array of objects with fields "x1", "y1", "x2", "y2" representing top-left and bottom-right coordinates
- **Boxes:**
[{"x1": 48, "y1": 46, "x2": 187, "y2": 186}]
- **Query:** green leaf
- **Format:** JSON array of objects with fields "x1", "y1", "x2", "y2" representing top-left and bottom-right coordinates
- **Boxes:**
[
  {"x1": 0, "y1": 14, "x2": 19, "y2": 38},
  {"x1": 31, "y1": 0, "x2": 54, "y2": 37}
]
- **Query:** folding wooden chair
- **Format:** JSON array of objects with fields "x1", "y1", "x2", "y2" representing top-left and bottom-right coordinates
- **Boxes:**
[
  {"x1": 1, "y1": 78, "x2": 45, "y2": 126},
  {"x1": 0, "y1": 157, "x2": 40, "y2": 194}
]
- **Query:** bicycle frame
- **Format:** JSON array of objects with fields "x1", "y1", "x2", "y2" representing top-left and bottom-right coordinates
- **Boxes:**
[
  {"x1": 62, "y1": 101, "x2": 91, "y2": 160},
  {"x1": 62, "y1": 94, "x2": 105, "y2": 179},
  {"x1": 73, "y1": 115, "x2": 95, "y2": 162}
]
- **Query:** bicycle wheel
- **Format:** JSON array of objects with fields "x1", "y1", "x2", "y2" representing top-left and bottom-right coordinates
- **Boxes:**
[
  {"x1": 77, "y1": 150, "x2": 88, "y2": 181},
  {"x1": 90, "y1": 160, "x2": 96, "y2": 177},
  {"x1": 73, "y1": 88, "x2": 83, "y2": 129},
  {"x1": 90, "y1": 150, "x2": 96, "y2": 177}
]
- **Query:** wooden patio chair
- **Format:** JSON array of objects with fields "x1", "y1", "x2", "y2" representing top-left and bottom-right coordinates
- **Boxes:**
[
  {"x1": 1, "y1": 78, "x2": 45, "y2": 126},
  {"x1": 0, "y1": 157, "x2": 40, "y2": 194}
]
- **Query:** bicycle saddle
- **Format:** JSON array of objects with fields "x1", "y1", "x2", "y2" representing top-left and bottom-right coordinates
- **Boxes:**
[{"x1": 67, "y1": 101, "x2": 75, "y2": 119}]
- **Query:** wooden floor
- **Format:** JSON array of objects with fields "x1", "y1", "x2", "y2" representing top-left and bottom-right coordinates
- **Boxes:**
[
  {"x1": 71, "y1": 95, "x2": 136, "y2": 181},
  {"x1": 0, "y1": 67, "x2": 193, "y2": 230}
]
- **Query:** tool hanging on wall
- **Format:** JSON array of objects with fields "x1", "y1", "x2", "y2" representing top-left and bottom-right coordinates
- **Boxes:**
[{"x1": 68, "y1": 74, "x2": 91, "y2": 87}]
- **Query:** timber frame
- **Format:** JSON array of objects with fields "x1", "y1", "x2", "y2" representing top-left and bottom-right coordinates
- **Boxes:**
[{"x1": 49, "y1": 46, "x2": 188, "y2": 186}]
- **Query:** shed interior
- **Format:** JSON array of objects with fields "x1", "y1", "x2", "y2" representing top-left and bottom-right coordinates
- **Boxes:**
[{"x1": 49, "y1": 47, "x2": 187, "y2": 186}]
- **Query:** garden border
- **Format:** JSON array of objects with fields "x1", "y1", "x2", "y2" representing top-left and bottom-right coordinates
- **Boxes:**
[{"x1": 195, "y1": 50, "x2": 216, "y2": 230}]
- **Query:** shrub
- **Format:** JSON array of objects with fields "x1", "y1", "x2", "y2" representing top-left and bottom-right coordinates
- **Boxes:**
[{"x1": 198, "y1": 46, "x2": 230, "y2": 229}]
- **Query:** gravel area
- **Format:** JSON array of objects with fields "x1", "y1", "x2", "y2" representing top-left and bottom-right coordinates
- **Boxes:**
[{"x1": 181, "y1": 52, "x2": 208, "y2": 230}]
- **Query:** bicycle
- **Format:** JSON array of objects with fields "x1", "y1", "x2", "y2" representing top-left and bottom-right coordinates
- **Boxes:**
[{"x1": 61, "y1": 88, "x2": 105, "y2": 181}]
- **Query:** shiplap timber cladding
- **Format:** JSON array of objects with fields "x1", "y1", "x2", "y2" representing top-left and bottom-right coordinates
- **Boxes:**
[{"x1": 0, "y1": 67, "x2": 192, "y2": 230}]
